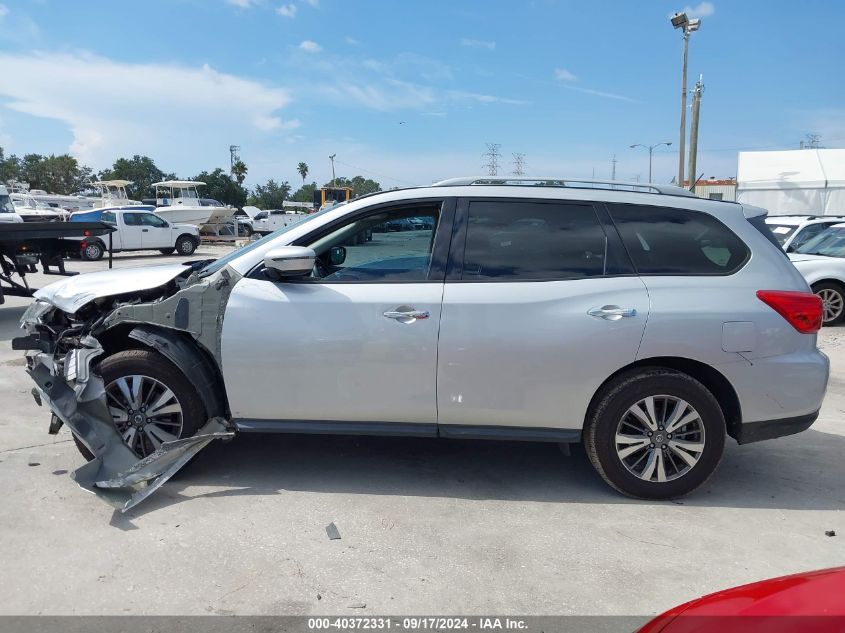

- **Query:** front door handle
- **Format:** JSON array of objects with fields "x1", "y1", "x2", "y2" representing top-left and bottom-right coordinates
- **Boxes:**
[
  {"x1": 383, "y1": 306, "x2": 430, "y2": 323},
  {"x1": 141, "y1": 228, "x2": 149, "y2": 232},
  {"x1": 588, "y1": 305, "x2": 637, "y2": 321}
]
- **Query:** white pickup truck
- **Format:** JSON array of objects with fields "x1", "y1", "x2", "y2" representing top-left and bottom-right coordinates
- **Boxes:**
[{"x1": 70, "y1": 208, "x2": 200, "y2": 260}]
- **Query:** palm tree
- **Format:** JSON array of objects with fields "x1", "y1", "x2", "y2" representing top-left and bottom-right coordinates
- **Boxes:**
[
  {"x1": 297, "y1": 161, "x2": 309, "y2": 185},
  {"x1": 231, "y1": 160, "x2": 248, "y2": 186}
]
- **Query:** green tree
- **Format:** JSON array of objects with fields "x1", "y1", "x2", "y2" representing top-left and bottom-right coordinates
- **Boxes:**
[
  {"x1": 297, "y1": 161, "x2": 309, "y2": 184},
  {"x1": 18, "y1": 153, "x2": 93, "y2": 194},
  {"x1": 98, "y1": 155, "x2": 172, "y2": 199},
  {"x1": 231, "y1": 160, "x2": 248, "y2": 186},
  {"x1": 248, "y1": 179, "x2": 291, "y2": 209},
  {"x1": 327, "y1": 175, "x2": 381, "y2": 197},
  {"x1": 291, "y1": 181, "x2": 317, "y2": 204},
  {"x1": 0, "y1": 148, "x2": 21, "y2": 185},
  {"x1": 193, "y1": 168, "x2": 248, "y2": 208}
]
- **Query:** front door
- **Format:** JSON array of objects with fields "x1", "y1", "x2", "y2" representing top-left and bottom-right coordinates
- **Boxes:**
[
  {"x1": 138, "y1": 213, "x2": 172, "y2": 249},
  {"x1": 222, "y1": 199, "x2": 454, "y2": 427},
  {"x1": 437, "y1": 198, "x2": 650, "y2": 434}
]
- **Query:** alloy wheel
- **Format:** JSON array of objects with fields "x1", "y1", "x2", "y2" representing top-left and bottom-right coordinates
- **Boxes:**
[
  {"x1": 105, "y1": 374, "x2": 184, "y2": 458},
  {"x1": 818, "y1": 288, "x2": 843, "y2": 323},
  {"x1": 615, "y1": 395, "x2": 705, "y2": 483}
]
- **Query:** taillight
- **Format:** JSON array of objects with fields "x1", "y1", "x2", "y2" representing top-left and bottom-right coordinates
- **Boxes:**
[{"x1": 756, "y1": 290, "x2": 823, "y2": 333}]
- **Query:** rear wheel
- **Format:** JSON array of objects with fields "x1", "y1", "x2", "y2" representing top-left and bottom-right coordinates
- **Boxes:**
[
  {"x1": 80, "y1": 241, "x2": 104, "y2": 261},
  {"x1": 73, "y1": 349, "x2": 206, "y2": 461},
  {"x1": 584, "y1": 368, "x2": 725, "y2": 499},
  {"x1": 812, "y1": 282, "x2": 845, "y2": 325},
  {"x1": 176, "y1": 235, "x2": 197, "y2": 256},
  {"x1": 159, "y1": 248, "x2": 175, "y2": 255}
]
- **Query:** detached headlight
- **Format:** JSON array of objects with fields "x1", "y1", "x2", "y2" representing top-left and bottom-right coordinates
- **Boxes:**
[{"x1": 20, "y1": 300, "x2": 54, "y2": 326}]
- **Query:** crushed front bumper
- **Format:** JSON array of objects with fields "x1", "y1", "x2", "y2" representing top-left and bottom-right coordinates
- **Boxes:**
[{"x1": 25, "y1": 344, "x2": 234, "y2": 513}]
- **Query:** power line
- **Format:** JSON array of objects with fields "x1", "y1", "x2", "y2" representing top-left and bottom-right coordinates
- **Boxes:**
[
  {"x1": 511, "y1": 153, "x2": 526, "y2": 176},
  {"x1": 611, "y1": 154, "x2": 617, "y2": 180},
  {"x1": 482, "y1": 143, "x2": 501, "y2": 177}
]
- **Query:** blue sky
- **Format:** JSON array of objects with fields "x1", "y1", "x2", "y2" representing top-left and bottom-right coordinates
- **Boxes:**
[{"x1": 0, "y1": 0, "x2": 842, "y2": 189}]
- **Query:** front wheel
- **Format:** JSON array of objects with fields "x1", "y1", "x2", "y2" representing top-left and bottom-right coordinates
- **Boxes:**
[
  {"x1": 176, "y1": 235, "x2": 197, "y2": 256},
  {"x1": 812, "y1": 282, "x2": 845, "y2": 325},
  {"x1": 159, "y1": 248, "x2": 175, "y2": 255},
  {"x1": 73, "y1": 349, "x2": 207, "y2": 461},
  {"x1": 584, "y1": 368, "x2": 725, "y2": 499}
]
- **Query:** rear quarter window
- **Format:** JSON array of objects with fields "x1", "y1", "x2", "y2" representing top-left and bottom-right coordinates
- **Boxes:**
[{"x1": 607, "y1": 203, "x2": 750, "y2": 275}]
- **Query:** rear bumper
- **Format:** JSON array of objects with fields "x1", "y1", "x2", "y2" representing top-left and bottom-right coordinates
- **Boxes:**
[{"x1": 735, "y1": 410, "x2": 819, "y2": 444}]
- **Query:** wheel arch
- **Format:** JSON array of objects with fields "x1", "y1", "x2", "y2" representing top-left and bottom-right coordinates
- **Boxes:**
[
  {"x1": 586, "y1": 356, "x2": 742, "y2": 442},
  {"x1": 810, "y1": 278, "x2": 845, "y2": 291},
  {"x1": 96, "y1": 323, "x2": 229, "y2": 419}
]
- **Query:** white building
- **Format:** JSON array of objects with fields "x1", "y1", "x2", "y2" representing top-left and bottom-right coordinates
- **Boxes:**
[{"x1": 683, "y1": 177, "x2": 737, "y2": 201}]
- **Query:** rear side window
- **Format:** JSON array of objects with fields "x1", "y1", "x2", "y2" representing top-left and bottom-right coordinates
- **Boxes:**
[
  {"x1": 607, "y1": 203, "x2": 749, "y2": 275},
  {"x1": 462, "y1": 200, "x2": 624, "y2": 280}
]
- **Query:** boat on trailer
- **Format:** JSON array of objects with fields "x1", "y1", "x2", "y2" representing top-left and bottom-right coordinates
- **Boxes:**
[{"x1": 151, "y1": 181, "x2": 226, "y2": 226}]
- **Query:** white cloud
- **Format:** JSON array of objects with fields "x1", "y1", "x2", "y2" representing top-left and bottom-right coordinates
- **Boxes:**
[
  {"x1": 564, "y1": 85, "x2": 638, "y2": 103},
  {"x1": 225, "y1": 0, "x2": 259, "y2": 8},
  {"x1": 460, "y1": 38, "x2": 496, "y2": 50},
  {"x1": 0, "y1": 4, "x2": 9, "y2": 19},
  {"x1": 299, "y1": 40, "x2": 323, "y2": 53},
  {"x1": 345, "y1": 36, "x2": 361, "y2": 45},
  {"x1": 276, "y1": 3, "x2": 296, "y2": 17},
  {"x1": 448, "y1": 90, "x2": 529, "y2": 106},
  {"x1": 0, "y1": 51, "x2": 295, "y2": 169},
  {"x1": 317, "y1": 79, "x2": 436, "y2": 111},
  {"x1": 680, "y1": 2, "x2": 715, "y2": 18},
  {"x1": 554, "y1": 68, "x2": 576, "y2": 82},
  {"x1": 304, "y1": 0, "x2": 319, "y2": 6}
]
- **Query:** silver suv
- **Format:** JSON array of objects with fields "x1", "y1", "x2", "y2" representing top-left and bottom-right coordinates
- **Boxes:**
[{"x1": 16, "y1": 178, "x2": 829, "y2": 510}]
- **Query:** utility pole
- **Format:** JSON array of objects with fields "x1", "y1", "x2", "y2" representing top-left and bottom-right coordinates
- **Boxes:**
[
  {"x1": 511, "y1": 153, "x2": 525, "y2": 176},
  {"x1": 687, "y1": 75, "x2": 704, "y2": 193},
  {"x1": 611, "y1": 155, "x2": 617, "y2": 181},
  {"x1": 482, "y1": 143, "x2": 501, "y2": 177},
  {"x1": 671, "y1": 12, "x2": 701, "y2": 188},
  {"x1": 329, "y1": 154, "x2": 337, "y2": 186},
  {"x1": 229, "y1": 145, "x2": 240, "y2": 174}
]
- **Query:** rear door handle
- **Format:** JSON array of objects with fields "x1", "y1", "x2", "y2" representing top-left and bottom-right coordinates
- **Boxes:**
[
  {"x1": 141, "y1": 229, "x2": 149, "y2": 232},
  {"x1": 588, "y1": 305, "x2": 637, "y2": 321},
  {"x1": 383, "y1": 307, "x2": 430, "y2": 323}
]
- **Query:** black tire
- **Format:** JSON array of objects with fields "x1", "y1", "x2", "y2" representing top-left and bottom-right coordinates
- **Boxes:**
[
  {"x1": 584, "y1": 368, "x2": 725, "y2": 500},
  {"x1": 812, "y1": 282, "x2": 845, "y2": 326},
  {"x1": 176, "y1": 235, "x2": 197, "y2": 256},
  {"x1": 241, "y1": 224, "x2": 254, "y2": 237},
  {"x1": 80, "y1": 241, "x2": 104, "y2": 261},
  {"x1": 159, "y1": 248, "x2": 175, "y2": 255},
  {"x1": 72, "y1": 349, "x2": 207, "y2": 462}
]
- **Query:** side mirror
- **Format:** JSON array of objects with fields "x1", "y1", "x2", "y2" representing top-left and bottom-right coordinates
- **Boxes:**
[
  {"x1": 264, "y1": 246, "x2": 316, "y2": 278},
  {"x1": 329, "y1": 245, "x2": 346, "y2": 266}
]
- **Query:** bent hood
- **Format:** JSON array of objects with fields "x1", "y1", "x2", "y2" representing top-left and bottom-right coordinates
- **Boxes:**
[{"x1": 35, "y1": 264, "x2": 190, "y2": 313}]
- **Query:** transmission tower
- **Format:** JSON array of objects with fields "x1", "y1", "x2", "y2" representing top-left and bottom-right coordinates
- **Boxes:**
[
  {"x1": 482, "y1": 143, "x2": 501, "y2": 177},
  {"x1": 511, "y1": 153, "x2": 526, "y2": 176},
  {"x1": 229, "y1": 145, "x2": 241, "y2": 173}
]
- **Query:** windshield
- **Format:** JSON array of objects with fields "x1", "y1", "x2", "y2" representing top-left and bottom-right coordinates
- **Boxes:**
[
  {"x1": 766, "y1": 223, "x2": 798, "y2": 245},
  {"x1": 794, "y1": 226, "x2": 845, "y2": 257},
  {"x1": 0, "y1": 194, "x2": 14, "y2": 214},
  {"x1": 199, "y1": 208, "x2": 331, "y2": 276}
]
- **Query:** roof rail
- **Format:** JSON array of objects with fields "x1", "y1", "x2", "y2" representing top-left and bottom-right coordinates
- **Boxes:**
[{"x1": 431, "y1": 176, "x2": 697, "y2": 198}]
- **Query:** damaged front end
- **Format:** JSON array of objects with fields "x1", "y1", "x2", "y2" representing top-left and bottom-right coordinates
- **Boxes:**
[{"x1": 14, "y1": 264, "x2": 239, "y2": 512}]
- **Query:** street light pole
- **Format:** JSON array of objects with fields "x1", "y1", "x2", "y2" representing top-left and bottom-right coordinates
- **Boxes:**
[
  {"x1": 630, "y1": 142, "x2": 672, "y2": 183},
  {"x1": 329, "y1": 154, "x2": 337, "y2": 187},
  {"x1": 671, "y1": 12, "x2": 701, "y2": 187}
]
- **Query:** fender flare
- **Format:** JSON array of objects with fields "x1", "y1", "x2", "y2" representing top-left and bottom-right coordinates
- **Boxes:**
[{"x1": 127, "y1": 324, "x2": 228, "y2": 418}]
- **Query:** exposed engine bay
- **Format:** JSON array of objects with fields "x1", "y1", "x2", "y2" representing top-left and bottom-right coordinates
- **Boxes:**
[{"x1": 14, "y1": 261, "x2": 241, "y2": 512}]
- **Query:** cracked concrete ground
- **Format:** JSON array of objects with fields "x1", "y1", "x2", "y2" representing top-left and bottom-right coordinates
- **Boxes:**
[{"x1": 0, "y1": 248, "x2": 842, "y2": 616}]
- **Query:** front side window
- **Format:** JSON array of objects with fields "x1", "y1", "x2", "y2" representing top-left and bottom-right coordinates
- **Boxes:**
[
  {"x1": 788, "y1": 223, "x2": 827, "y2": 251},
  {"x1": 461, "y1": 200, "x2": 612, "y2": 280},
  {"x1": 0, "y1": 194, "x2": 14, "y2": 214},
  {"x1": 302, "y1": 204, "x2": 442, "y2": 282},
  {"x1": 608, "y1": 203, "x2": 749, "y2": 274}
]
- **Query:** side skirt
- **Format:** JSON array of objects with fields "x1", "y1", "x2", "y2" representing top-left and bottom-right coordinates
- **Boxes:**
[{"x1": 233, "y1": 419, "x2": 582, "y2": 443}]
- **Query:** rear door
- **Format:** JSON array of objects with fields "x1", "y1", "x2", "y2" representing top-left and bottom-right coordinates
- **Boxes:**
[
  {"x1": 436, "y1": 197, "x2": 649, "y2": 436},
  {"x1": 119, "y1": 212, "x2": 146, "y2": 249}
]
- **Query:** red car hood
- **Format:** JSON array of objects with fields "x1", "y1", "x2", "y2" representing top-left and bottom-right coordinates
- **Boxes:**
[{"x1": 639, "y1": 567, "x2": 845, "y2": 632}]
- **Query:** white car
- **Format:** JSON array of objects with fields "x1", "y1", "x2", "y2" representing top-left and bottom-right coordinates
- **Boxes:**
[
  {"x1": 252, "y1": 209, "x2": 308, "y2": 235},
  {"x1": 766, "y1": 215, "x2": 845, "y2": 252},
  {"x1": 68, "y1": 208, "x2": 200, "y2": 260},
  {"x1": 788, "y1": 222, "x2": 845, "y2": 325}
]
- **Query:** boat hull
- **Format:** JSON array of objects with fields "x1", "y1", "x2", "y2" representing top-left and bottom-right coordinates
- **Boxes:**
[{"x1": 155, "y1": 206, "x2": 213, "y2": 226}]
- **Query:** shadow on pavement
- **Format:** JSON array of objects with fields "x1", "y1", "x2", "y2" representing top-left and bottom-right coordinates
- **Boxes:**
[{"x1": 124, "y1": 426, "x2": 845, "y2": 517}]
